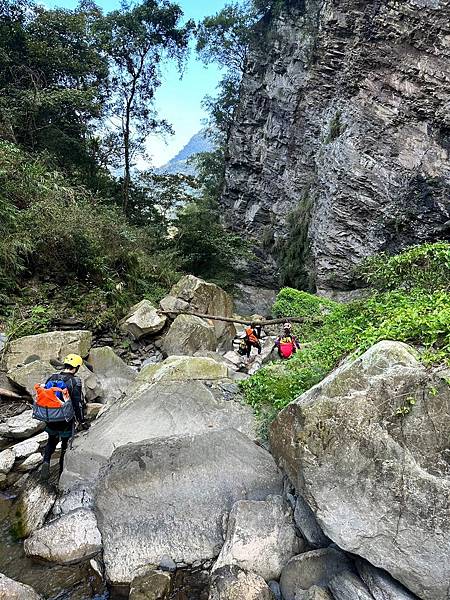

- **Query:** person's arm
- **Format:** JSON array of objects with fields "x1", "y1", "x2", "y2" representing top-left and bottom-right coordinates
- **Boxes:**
[{"x1": 69, "y1": 376, "x2": 84, "y2": 422}]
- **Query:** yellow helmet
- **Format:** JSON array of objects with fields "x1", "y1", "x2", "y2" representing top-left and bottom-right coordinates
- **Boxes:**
[{"x1": 63, "y1": 353, "x2": 83, "y2": 368}]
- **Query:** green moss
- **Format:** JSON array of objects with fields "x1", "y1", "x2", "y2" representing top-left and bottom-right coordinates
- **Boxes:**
[
  {"x1": 324, "y1": 111, "x2": 346, "y2": 144},
  {"x1": 277, "y1": 192, "x2": 316, "y2": 291},
  {"x1": 10, "y1": 507, "x2": 26, "y2": 541}
]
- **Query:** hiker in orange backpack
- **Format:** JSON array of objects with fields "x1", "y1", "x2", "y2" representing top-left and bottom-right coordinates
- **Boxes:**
[
  {"x1": 274, "y1": 322, "x2": 300, "y2": 359},
  {"x1": 34, "y1": 354, "x2": 89, "y2": 482},
  {"x1": 244, "y1": 322, "x2": 262, "y2": 358}
]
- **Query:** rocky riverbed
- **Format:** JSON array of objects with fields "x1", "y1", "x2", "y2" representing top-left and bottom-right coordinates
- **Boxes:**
[{"x1": 0, "y1": 276, "x2": 447, "y2": 600}]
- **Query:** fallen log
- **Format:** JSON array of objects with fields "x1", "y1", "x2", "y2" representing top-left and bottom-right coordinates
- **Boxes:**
[{"x1": 158, "y1": 310, "x2": 319, "y2": 327}]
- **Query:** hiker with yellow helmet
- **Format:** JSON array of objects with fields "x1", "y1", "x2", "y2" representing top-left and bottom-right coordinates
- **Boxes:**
[{"x1": 36, "y1": 353, "x2": 89, "y2": 481}]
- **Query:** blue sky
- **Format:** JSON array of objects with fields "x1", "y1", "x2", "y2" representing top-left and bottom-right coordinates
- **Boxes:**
[{"x1": 44, "y1": 0, "x2": 228, "y2": 167}]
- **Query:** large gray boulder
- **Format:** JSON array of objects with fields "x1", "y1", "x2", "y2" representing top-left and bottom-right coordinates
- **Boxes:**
[
  {"x1": 5, "y1": 330, "x2": 92, "y2": 371},
  {"x1": 24, "y1": 509, "x2": 102, "y2": 564},
  {"x1": 270, "y1": 341, "x2": 450, "y2": 600},
  {"x1": 61, "y1": 380, "x2": 256, "y2": 491},
  {"x1": 137, "y1": 355, "x2": 229, "y2": 383},
  {"x1": 209, "y1": 565, "x2": 274, "y2": 600},
  {"x1": 167, "y1": 275, "x2": 236, "y2": 349},
  {"x1": 95, "y1": 429, "x2": 282, "y2": 585},
  {"x1": 213, "y1": 496, "x2": 299, "y2": 581},
  {"x1": 120, "y1": 299, "x2": 167, "y2": 339},
  {"x1": 279, "y1": 549, "x2": 351, "y2": 600},
  {"x1": 85, "y1": 346, "x2": 136, "y2": 403},
  {"x1": 162, "y1": 314, "x2": 217, "y2": 356},
  {"x1": 6, "y1": 360, "x2": 54, "y2": 397},
  {"x1": 0, "y1": 573, "x2": 42, "y2": 600}
]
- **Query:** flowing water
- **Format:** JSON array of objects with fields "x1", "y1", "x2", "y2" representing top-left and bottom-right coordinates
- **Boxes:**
[{"x1": 0, "y1": 491, "x2": 108, "y2": 599}]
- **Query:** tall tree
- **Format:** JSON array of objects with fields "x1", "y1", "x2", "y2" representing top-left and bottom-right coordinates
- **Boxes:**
[
  {"x1": 94, "y1": 0, "x2": 193, "y2": 212},
  {"x1": 0, "y1": 0, "x2": 108, "y2": 172}
]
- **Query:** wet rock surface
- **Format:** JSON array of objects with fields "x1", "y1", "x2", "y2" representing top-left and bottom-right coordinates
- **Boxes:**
[
  {"x1": 0, "y1": 572, "x2": 42, "y2": 599},
  {"x1": 13, "y1": 477, "x2": 57, "y2": 538},
  {"x1": 209, "y1": 565, "x2": 274, "y2": 600},
  {"x1": 129, "y1": 569, "x2": 172, "y2": 600}
]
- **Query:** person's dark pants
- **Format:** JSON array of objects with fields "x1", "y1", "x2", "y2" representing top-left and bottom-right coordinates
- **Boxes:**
[
  {"x1": 43, "y1": 424, "x2": 72, "y2": 475},
  {"x1": 43, "y1": 434, "x2": 69, "y2": 475},
  {"x1": 246, "y1": 340, "x2": 262, "y2": 358}
]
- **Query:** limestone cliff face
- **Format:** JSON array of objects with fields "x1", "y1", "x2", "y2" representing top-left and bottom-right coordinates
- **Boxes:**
[{"x1": 221, "y1": 0, "x2": 450, "y2": 292}]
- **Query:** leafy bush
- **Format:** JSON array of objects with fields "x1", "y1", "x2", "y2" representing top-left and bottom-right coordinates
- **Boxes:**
[
  {"x1": 360, "y1": 242, "x2": 450, "y2": 291},
  {"x1": 0, "y1": 141, "x2": 180, "y2": 331},
  {"x1": 242, "y1": 273, "x2": 450, "y2": 422}
]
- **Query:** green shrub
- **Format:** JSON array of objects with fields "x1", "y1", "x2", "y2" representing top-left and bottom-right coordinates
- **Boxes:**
[
  {"x1": 0, "y1": 141, "x2": 180, "y2": 331},
  {"x1": 360, "y1": 242, "x2": 450, "y2": 291},
  {"x1": 241, "y1": 285, "x2": 450, "y2": 423}
]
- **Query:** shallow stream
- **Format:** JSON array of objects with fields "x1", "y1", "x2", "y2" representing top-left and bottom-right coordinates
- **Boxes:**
[{"x1": 0, "y1": 492, "x2": 108, "y2": 599}]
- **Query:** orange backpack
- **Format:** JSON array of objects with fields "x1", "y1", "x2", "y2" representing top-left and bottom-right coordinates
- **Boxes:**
[{"x1": 245, "y1": 327, "x2": 258, "y2": 344}]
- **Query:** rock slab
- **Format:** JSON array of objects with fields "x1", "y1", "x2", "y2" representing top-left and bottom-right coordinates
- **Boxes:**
[
  {"x1": 24, "y1": 508, "x2": 102, "y2": 564},
  {"x1": 271, "y1": 341, "x2": 450, "y2": 600},
  {"x1": 213, "y1": 496, "x2": 299, "y2": 581},
  {"x1": 95, "y1": 429, "x2": 282, "y2": 585},
  {"x1": 0, "y1": 573, "x2": 42, "y2": 600},
  {"x1": 209, "y1": 565, "x2": 274, "y2": 600},
  {"x1": 61, "y1": 380, "x2": 256, "y2": 490},
  {"x1": 5, "y1": 330, "x2": 92, "y2": 371},
  {"x1": 0, "y1": 410, "x2": 45, "y2": 440}
]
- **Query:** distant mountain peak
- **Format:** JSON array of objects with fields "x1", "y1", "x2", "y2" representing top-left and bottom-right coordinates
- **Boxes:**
[{"x1": 155, "y1": 129, "x2": 214, "y2": 176}]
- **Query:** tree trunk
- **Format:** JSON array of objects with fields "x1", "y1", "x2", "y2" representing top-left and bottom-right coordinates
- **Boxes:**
[
  {"x1": 122, "y1": 100, "x2": 132, "y2": 213},
  {"x1": 158, "y1": 309, "x2": 316, "y2": 327}
]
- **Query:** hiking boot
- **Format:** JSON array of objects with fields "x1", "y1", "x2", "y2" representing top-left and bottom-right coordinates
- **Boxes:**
[{"x1": 40, "y1": 462, "x2": 50, "y2": 482}]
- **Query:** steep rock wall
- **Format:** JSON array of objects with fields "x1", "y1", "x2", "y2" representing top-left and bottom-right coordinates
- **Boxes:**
[{"x1": 221, "y1": 0, "x2": 450, "y2": 292}]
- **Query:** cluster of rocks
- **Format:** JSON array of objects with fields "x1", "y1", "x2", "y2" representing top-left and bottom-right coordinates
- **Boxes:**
[
  {"x1": 0, "y1": 275, "x2": 280, "y2": 598},
  {"x1": 1, "y1": 274, "x2": 443, "y2": 600}
]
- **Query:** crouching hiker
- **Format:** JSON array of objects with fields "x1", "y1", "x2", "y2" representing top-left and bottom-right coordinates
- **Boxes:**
[
  {"x1": 274, "y1": 322, "x2": 300, "y2": 359},
  {"x1": 33, "y1": 353, "x2": 89, "y2": 481},
  {"x1": 244, "y1": 322, "x2": 262, "y2": 358}
]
